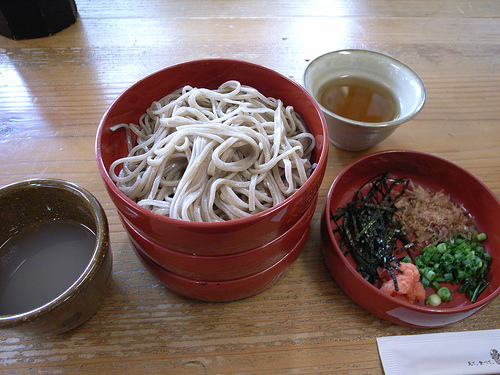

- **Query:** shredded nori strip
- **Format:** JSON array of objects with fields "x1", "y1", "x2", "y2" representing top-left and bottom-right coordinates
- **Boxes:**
[{"x1": 330, "y1": 172, "x2": 417, "y2": 291}]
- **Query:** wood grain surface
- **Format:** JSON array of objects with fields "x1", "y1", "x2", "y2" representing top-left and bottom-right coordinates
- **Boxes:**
[{"x1": 1, "y1": 0, "x2": 499, "y2": 373}]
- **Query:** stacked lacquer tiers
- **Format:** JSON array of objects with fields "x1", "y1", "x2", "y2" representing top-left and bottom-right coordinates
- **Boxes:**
[{"x1": 96, "y1": 59, "x2": 329, "y2": 302}]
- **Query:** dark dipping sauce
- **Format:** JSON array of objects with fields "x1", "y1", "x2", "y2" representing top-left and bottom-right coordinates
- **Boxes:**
[{"x1": 0, "y1": 220, "x2": 96, "y2": 315}]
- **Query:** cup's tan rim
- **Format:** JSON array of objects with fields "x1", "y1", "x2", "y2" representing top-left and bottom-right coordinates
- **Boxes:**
[
  {"x1": 0, "y1": 178, "x2": 109, "y2": 324},
  {"x1": 303, "y1": 48, "x2": 427, "y2": 128}
]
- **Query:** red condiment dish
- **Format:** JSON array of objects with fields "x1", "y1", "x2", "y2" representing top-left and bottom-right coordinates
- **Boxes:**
[
  {"x1": 96, "y1": 58, "x2": 328, "y2": 257},
  {"x1": 321, "y1": 150, "x2": 500, "y2": 327}
]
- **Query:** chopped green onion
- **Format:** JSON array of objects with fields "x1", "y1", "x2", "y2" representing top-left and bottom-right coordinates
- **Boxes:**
[
  {"x1": 426, "y1": 294, "x2": 442, "y2": 306},
  {"x1": 424, "y1": 269, "x2": 437, "y2": 281},
  {"x1": 476, "y1": 233, "x2": 487, "y2": 242},
  {"x1": 471, "y1": 281, "x2": 489, "y2": 303},
  {"x1": 431, "y1": 280, "x2": 441, "y2": 291},
  {"x1": 415, "y1": 234, "x2": 491, "y2": 303},
  {"x1": 421, "y1": 276, "x2": 431, "y2": 288},
  {"x1": 443, "y1": 273, "x2": 453, "y2": 282},
  {"x1": 437, "y1": 243, "x2": 447, "y2": 253},
  {"x1": 437, "y1": 287, "x2": 452, "y2": 302},
  {"x1": 401, "y1": 255, "x2": 412, "y2": 263}
]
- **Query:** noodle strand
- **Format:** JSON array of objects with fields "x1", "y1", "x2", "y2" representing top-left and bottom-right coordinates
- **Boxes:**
[{"x1": 110, "y1": 80, "x2": 315, "y2": 222}]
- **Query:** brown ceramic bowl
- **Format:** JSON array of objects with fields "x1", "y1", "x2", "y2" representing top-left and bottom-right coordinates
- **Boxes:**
[
  {"x1": 133, "y1": 225, "x2": 309, "y2": 302},
  {"x1": 321, "y1": 150, "x2": 500, "y2": 327},
  {"x1": 0, "y1": 179, "x2": 112, "y2": 335},
  {"x1": 96, "y1": 58, "x2": 328, "y2": 256},
  {"x1": 122, "y1": 194, "x2": 317, "y2": 281}
]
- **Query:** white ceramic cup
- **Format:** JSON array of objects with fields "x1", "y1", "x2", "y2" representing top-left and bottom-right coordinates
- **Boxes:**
[{"x1": 303, "y1": 49, "x2": 426, "y2": 151}]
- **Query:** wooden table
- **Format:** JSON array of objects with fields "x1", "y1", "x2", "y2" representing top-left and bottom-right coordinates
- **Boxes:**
[{"x1": 1, "y1": 1, "x2": 499, "y2": 373}]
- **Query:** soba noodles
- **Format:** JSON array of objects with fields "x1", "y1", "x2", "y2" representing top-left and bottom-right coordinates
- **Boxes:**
[{"x1": 109, "y1": 80, "x2": 316, "y2": 222}]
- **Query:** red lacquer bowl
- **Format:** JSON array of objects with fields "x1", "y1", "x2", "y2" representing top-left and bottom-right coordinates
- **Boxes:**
[
  {"x1": 122, "y1": 194, "x2": 317, "y2": 281},
  {"x1": 321, "y1": 150, "x2": 500, "y2": 327},
  {"x1": 133, "y1": 226, "x2": 309, "y2": 302},
  {"x1": 96, "y1": 59, "x2": 328, "y2": 256}
]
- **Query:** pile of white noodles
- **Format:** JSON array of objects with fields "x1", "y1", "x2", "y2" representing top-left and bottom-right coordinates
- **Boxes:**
[{"x1": 109, "y1": 80, "x2": 316, "y2": 222}]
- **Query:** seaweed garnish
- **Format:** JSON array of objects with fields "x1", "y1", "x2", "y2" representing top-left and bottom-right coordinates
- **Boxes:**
[{"x1": 330, "y1": 172, "x2": 417, "y2": 291}]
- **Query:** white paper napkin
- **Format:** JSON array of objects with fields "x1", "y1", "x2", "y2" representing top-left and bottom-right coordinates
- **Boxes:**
[{"x1": 377, "y1": 329, "x2": 500, "y2": 375}]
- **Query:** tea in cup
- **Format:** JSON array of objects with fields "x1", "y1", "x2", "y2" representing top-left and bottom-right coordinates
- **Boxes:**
[{"x1": 303, "y1": 49, "x2": 426, "y2": 151}]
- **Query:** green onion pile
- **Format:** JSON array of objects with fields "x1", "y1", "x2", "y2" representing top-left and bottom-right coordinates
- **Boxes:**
[{"x1": 415, "y1": 233, "x2": 490, "y2": 303}]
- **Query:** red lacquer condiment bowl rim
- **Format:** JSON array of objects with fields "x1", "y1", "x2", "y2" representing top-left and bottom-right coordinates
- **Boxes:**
[{"x1": 324, "y1": 149, "x2": 500, "y2": 316}]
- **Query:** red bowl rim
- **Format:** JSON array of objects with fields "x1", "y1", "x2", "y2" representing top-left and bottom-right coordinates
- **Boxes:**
[
  {"x1": 123, "y1": 193, "x2": 318, "y2": 261},
  {"x1": 95, "y1": 58, "x2": 328, "y2": 230},
  {"x1": 324, "y1": 149, "x2": 500, "y2": 315}
]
